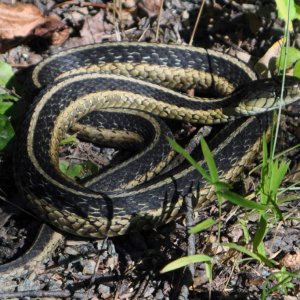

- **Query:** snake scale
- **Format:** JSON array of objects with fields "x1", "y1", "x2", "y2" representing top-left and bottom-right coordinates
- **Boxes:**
[{"x1": 1, "y1": 42, "x2": 300, "y2": 281}]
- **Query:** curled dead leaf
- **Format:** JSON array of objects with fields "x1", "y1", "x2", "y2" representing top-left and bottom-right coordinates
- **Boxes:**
[
  {"x1": 34, "y1": 14, "x2": 69, "y2": 45},
  {"x1": 255, "y1": 38, "x2": 284, "y2": 78},
  {"x1": 0, "y1": 3, "x2": 68, "y2": 50},
  {"x1": 280, "y1": 251, "x2": 300, "y2": 271},
  {"x1": 0, "y1": 3, "x2": 45, "y2": 39}
]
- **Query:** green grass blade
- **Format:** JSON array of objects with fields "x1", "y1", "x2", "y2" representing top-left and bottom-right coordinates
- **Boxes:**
[
  {"x1": 224, "y1": 242, "x2": 274, "y2": 267},
  {"x1": 262, "y1": 133, "x2": 268, "y2": 172},
  {"x1": 270, "y1": 160, "x2": 290, "y2": 197},
  {"x1": 224, "y1": 242, "x2": 262, "y2": 261},
  {"x1": 256, "y1": 242, "x2": 267, "y2": 258},
  {"x1": 249, "y1": 143, "x2": 300, "y2": 176},
  {"x1": 269, "y1": 198, "x2": 283, "y2": 220},
  {"x1": 213, "y1": 181, "x2": 231, "y2": 192},
  {"x1": 160, "y1": 254, "x2": 212, "y2": 273},
  {"x1": 167, "y1": 137, "x2": 211, "y2": 183},
  {"x1": 252, "y1": 216, "x2": 267, "y2": 254},
  {"x1": 260, "y1": 134, "x2": 269, "y2": 205},
  {"x1": 189, "y1": 217, "x2": 217, "y2": 234},
  {"x1": 218, "y1": 191, "x2": 267, "y2": 211},
  {"x1": 205, "y1": 262, "x2": 213, "y2": 285},
  {"x1": 200, "y1": 138, "x2": 219, "y2": 183}
]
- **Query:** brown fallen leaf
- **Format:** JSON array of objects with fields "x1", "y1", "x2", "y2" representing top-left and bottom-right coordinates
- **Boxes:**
[
  {"x1": 0, "y1": 3, "x2": 45, "y2": 39},
  {"x1": 138, "y1": 0, "x2": 162, "y2": 17},
  {"x1": 80, "y1": 10, "x2": 114, "y2": 44},
  {"x1": 254, "y1": 38, "x2": 286, "y2": 78},
  {"x1": 0, "y1": 3, "x2": 68, "y2": 51},
  {"x1": 34, "y1": 14, "x2": 69, "y2": 45}
]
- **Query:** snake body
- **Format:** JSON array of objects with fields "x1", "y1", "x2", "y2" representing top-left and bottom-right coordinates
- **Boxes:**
[{"x1": 1, "y1": 43, "x2": 300, "y2": 281}]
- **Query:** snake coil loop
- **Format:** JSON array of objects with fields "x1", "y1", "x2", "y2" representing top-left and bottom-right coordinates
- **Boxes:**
[{"x1": 1, "y1": 43, "x2": 300, "y2": 282}]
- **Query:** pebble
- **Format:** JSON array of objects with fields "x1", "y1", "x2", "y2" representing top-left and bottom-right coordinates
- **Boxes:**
[
  {"x1": 82, "y1": 259, "x2": 97, "y2": 275},
  {"x1": 155, "y1": 289, "x2": 165, "y2": 299},
  {"x1": 17, "y1": 279, "x2": 41, "y2": 292},
  {"x1": 97, "y1": 284, "x2": 111, "y2": 294},
  {"x1": 64, "y1": 246, "x2": 79, "y2": 256}
]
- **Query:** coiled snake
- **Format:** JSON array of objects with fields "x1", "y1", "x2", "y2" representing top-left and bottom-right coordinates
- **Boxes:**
[{"x1": 1, "y1": 42, "x2": 300, "y2": 280}]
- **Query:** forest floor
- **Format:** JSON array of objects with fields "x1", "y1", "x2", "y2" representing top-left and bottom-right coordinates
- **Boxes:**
[{"x1": 0, "y1": 0, "x2": 299, "y2": 299}]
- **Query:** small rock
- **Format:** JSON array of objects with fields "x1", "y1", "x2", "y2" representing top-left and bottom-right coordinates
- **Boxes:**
[
  {"x1": 182, "y1": 10, "x2": 189, "y2": 20},
  {"x1": 82, "y1": 259, "x2": 97, "y2": 275},
  {"x1": 48, "y1": 278, "x2": 63, "y2": 290},
  {"x1": 144, "y1": 286, "x2": 155, "y2": 298},
  {"x1": 97, "y1": 283, "x2": 111, "y2": 294},
  {"x1": 155, "y1": 289, "x2": 165, "y2": 299},
  {"x1": 17, "y1": 279, "x2": 41, "y2": 292},
  {"x1": 64, "y1": 246, "x2": 79, "y2": 256},
  {"x1": 106, "y1": 255, "x2": 118, "y2": 270}
]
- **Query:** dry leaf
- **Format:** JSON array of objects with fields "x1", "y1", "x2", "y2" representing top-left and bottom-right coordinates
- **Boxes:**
[
  {"x1": 255, "y1": 38, "x2": 284, "y2": 78},
  {"x1": 280, "y1": 251, "x2": 300, "y2": 271},
  {"x1": 79, "y1": 10, "x2": 114, "y2": 44},
  {"x1": 139, "y1": 0, "x2": 162, "y2": 17},
  {"x1": 34, "y1": 14, "x2": 69, "y2": 45},
  {"x1": 0, "y1": 3, "x2": 45, "y2": 39},
  {"x1": 0, "y1": 3, "x2": 68, "y2": 50},
  {"x1": 118, "y1": 10, "x2": 135, "y2": 27}
]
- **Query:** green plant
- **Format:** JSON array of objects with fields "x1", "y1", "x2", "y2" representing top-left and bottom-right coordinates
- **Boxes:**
[
  {"x1": 275, "y1": 0, "x2": 300, "y2": 78},
  {"x1": 58, "y1": 124, "x2": 99, "y2": 179},
  {"x1": 162, "y1": 127, "x2": 298, "y2": 295},
  {"x1": 276, "y1": 46, "x2": 300, "y2": 78},
  {"x1": 59, "y1": 160, "x2": 99, "y2": 179},
  {"x1": 165, "y1": 137, "x2": 275, "y2": 267},
  {"x1": 261, "y1": 267, "x2": 300, "y2": 300},
  {"x1": 0, "y1": 61, "x2": 19, "y2": 151},
  {"x1": 162, "y1": 22, "x2": 299, "y2": 286},
  {"x1": 275, "y1": 0, "x2": 300, "y2": 31}
]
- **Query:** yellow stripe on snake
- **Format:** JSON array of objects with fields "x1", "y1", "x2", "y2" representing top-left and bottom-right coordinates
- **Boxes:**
[{"x1": 1, "y1": 42, "x2": 300, "y2": 281}]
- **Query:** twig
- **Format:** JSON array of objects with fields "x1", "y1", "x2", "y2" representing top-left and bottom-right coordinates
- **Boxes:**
[
  {"x1": 138, "y1": 24, "x2": 150, "y2": 42},
  {"x1": 155, "y1": 0, "x2": 164, "y2": 42},
  {"x1": 0, "y1": 289, "x2": 95, "y2": 299},
  {"x1": 189, "y1": 1, "x2": 205, "y2": 46},
  {"x1": 55, "y1": 1, "x2": 114, "y2": 10},
  {"x1": 113, "y1": 0, "x2": 122, "y2": 42},
  {"x1": 132, "y1": 275, "x2": 150, "y2": 300},
  {"x1": 90, "y1": 237, "x2": 108, "y2": 285},
  {"x1": 178, "y1": 195, "x2": 196, "y2": 300}
]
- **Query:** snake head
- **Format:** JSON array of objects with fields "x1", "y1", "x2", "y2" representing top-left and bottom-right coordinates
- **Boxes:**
[{"x1": 234, "y1": 76, "x2": 300, "y2": 116}]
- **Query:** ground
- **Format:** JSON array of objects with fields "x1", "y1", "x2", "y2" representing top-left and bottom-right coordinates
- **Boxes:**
[{"x1": 0, "y1": 0, "x2": 299, "y2": 299}]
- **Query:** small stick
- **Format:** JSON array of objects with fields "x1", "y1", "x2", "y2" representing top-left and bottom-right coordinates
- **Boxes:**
[
  {"x1": 155, "y1": 0, "x2": 164, "y2": 42},
  {"x1": 189, "y1": 1, "x2": 205, "y2": 46}
]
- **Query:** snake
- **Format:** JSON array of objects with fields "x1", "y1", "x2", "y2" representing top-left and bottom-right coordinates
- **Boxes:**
[{"x1": 1, "y1": 42, "x2": 300, "y2": 282}]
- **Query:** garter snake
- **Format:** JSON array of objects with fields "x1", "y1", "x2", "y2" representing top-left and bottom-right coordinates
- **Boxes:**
[{"x1": 1, "y1": 42, "x2": 300, "y2": 281}]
